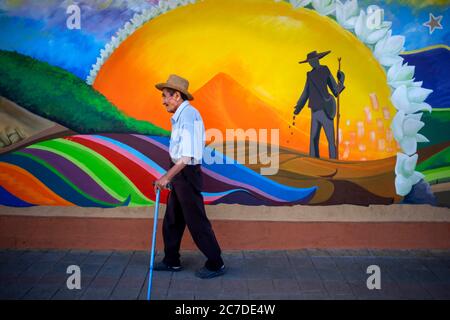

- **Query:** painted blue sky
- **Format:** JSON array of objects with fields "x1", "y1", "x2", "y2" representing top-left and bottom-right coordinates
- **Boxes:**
[{"x1": 0, "y1": 0, "x2": 448, "y2": 80}]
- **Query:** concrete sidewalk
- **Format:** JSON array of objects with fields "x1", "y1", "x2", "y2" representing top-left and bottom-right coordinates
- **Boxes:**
[{"x1": 1, "y1": 249, "x2": 449, "y2": 300}]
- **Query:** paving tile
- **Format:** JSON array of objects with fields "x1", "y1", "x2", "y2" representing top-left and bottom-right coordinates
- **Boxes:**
[
  {"x1": 106, "y1": 251, "x2": 134, "y2": 265},
  {"x1": 222, "y1": 279, "x2": 248, "y2": 295},
  {"x1": 19, "y1": 261, "x2": 58, "y2": 279},
  {"x1": 151, "y1": 275, "x2": 172, "y2": 289},
  {"x1": 195, "y1": 277, "x2": 222, "y2": 294},
  {"x1": 285, "y1": 293, "x2": 306, "y2": 300},
  {"x1": 387, "y1": 268, "x2": 418, "y2": 284},
  {"x1": 347, "y1": 282, "x2": 387, "y2": 300},
  {"x1": 330, "y1": 294, "x2": 356, "y2": 300},
  {"x1": 297, "y1": 279, "x2": 326, "y2": 293},
  {"x1": 154, "y1": 270, "x2": 181, "y2": 281},
  {"x1": 222, "y1": 251, "x2": 245, "y2": 260},
  {"x1": 0, "y1": 285, "x2": 31, "y2": 300},
  {"x1": 17, "y1": 250, "x2": 48, "y2": 263},
  {"x1": 170, "y1": 268, "x2": 200, "y2": 280},
  {"x1": 194, "y1": 293, "x2": 221, "y2": 300},
  {"x1": 293, "y1": 267, "x2": 322, "y2": 281},
  {"x1": 114, "y1": 275, "x2": 146, "y2": 292},
  {"x1": 1, "y1": 259, "x2": 39, "y2": 278},
  {"x1": 59, "y1": 250, "x2": 91, "y2": 265},
  {"x1": 21, "y1": 285, "x2": 60, "y2": 300},
  {"x1": 2, "y1": 249, "x2": 450, "y2": 300},
  {"x1": 306, "y1": 249, "x2": 330, "y2": 257},
  {"x1": 238, "y1": 262, "x2": 275, "y2": 280},
  {"x1": 301, "y1": 291, "x2": 330, "y2": 300},
  {"x1": 342, "y1": 272, "x2": 369, "y2": 284},
  {"x1": 80, "y1": 288, "x2": 112, "y2": 300},
  {"x1": 287, "y1": 256, "x2": 314, "y2": 268},
  {"x1": 217, "y1": 293, "x2": 250, "y2": 300},
  {"x1": 264, "y1": 266, "x2": 296, "y2": 280},
  {"x1": 168, "y1": 278, "x2": 198, "y2": 294},
  {"x1": 167, "y1": 291, "x2": 195, "y2": 300},
  {"x1": 273, "y1": 278, "x2": 300, "y2": 294},
  {"x1": 426, "y1": 266, "x2": 450, "y2": 283},
  {"x1": 243, "y1": 250, "x2": 287, "y2": 259},
  {"x1": 310, "y1": 256, "x2": 337, "y2": 269},
  {"x1": 249, "y1": 293, "x2": 294, "y2": 300},
  {"x1": 38, "y1": 250, "x2": 68, "y2": 263},
  {"x1": 110, "y1": 286, "x2": 141, "y2": 300},
  {"x1": 246, "y1": 279, "x2": 274, "y2": 294},
  {"x1": 420, "y1": 282, "x2": 450, "y2": 299},
  {"x1": 437, "y1": 257, "x2": 450, "y2": 269},
  {"x1": 323, "y1": 280, "x2": 354, "y2": 296},
  {"x1": 144, "y1": 287, "x2": 169, "y2": 300},
  {"x1": 220, "y1": 264, "x2": 246, "y2": 280},
  {"x1": 406, "y1": 268, "x2": 442, "y2": 284},
  {"x1": 332, "y1": 257, "x2": 363, "y2": 271},
  {"x1": 128, "y1": 251, "x2": 149, "y2": 264},
  {"x1": 316, "y1": 268, "x2": 345, "y2": 281},
  {"x1": 52, "y1": 284, "x2": 90, "y2": 300},
  {"x1": 138, "y1": 274, "x2": 170, "y2": 300},
  {"x1": 82, "y1": 251, "x2": 112, "y2": 265},
  {"x1": 95, "y1": 263, "x2": 128, "y2": 277},
  {"x1": 0, "y1": 250, "x2": 27, "y2": 263},
  {"x1": 395, "y1": 283, "x2": 434, "y2": 300}
]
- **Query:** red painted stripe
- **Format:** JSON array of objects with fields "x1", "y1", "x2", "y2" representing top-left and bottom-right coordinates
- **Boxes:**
[
  {"x1": 65, "y1": 136, "x2": 227, "y2": 205},
  {"x1": 67, "y1": 136, "x2": 168, "y2": 202}
]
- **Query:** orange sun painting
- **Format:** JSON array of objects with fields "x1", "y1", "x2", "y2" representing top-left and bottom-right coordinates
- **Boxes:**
[{"x1": 93, "y1": 0, "x2": 398, "y2": 161}]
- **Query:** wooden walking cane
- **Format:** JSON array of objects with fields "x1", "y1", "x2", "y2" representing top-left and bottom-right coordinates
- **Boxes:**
[{"x1": 336, "y1": 57, "x2": 342, "y2": 160}]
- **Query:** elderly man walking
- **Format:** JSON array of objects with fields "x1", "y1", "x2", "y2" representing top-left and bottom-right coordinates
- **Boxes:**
[{"x1": 153, "y1": 74, "x2": 226, "y2": 279}]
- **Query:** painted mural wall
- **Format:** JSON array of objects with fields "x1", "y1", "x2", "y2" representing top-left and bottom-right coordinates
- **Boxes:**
[{"x1": 0, "y1": 0, "x2": 448, "y2": 207}]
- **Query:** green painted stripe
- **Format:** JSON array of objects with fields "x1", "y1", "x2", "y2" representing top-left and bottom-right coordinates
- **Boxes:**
[
  {"x1": 28, "y1": 138, "x2": 151, "y2": 205},
  {"x1": 14, "y1": 151, "x2": 125, "y2": 207},
  {"x1": 430, "y1": 108, "x2": 450, "y2": 112},
  {"x1": 27, "y1": 143, "x2": 125, "y2": 201},
  {"x1": 422, "y1": 167, "x2": 450, "y2": 183}
]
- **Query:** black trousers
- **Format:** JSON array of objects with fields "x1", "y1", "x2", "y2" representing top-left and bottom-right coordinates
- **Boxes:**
[{"x1": 162, "y1": 161, "x2": 224, "y2": 271}]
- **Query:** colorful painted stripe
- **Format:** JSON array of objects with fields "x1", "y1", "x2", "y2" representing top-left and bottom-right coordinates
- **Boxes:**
[{"x1": 0, "y1": 134, "x2": 318, "y2": 207}]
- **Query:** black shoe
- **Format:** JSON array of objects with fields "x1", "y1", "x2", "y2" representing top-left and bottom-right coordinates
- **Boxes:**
[
  {"x1": 195, "y1": 265, "x2": 226, "y2": 279},
  {"x1": 153, "y1": 261, "x2": 182, "y2": 272}
]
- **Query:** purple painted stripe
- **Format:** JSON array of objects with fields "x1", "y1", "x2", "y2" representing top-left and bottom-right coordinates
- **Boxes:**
[
  {"x1": 133, "y1": 137, "x2": 287, "y2": 202},
  {"x1": 130, "y1": 135, "x2": 242, "y2": 193},
  {"x1": 21, "y1": 148, "x2": 121, "y2": 205},
  {"x1": 100, "y1": 133, "x2": 172, "y2": 170},
  {"x1": 99, "y1": 134, "x2": 293, "y2": 203}
]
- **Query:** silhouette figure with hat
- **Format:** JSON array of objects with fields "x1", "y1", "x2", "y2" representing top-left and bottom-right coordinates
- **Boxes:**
[{"x1": 294, "y1": 50, "x2": 345, "y2": 159}]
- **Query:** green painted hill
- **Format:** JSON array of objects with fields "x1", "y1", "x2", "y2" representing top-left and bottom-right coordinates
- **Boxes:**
[
  {"x1": 417, "y1": 146, "x2": 450, "y2": 184},
  {"x1": 0, "y1": 50, "x2": 169, "y2": 136},
  {"x1": 417, "y1": 108, "x2": 450, "y2": 184},
  {"x1": 420, "y1": 108, "x2": 450, "y2": 149}
]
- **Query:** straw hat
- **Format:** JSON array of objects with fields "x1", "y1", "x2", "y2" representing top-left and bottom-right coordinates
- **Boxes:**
[{"x1": 155, "y1": 74, "x2": 194, "y2": 100}]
